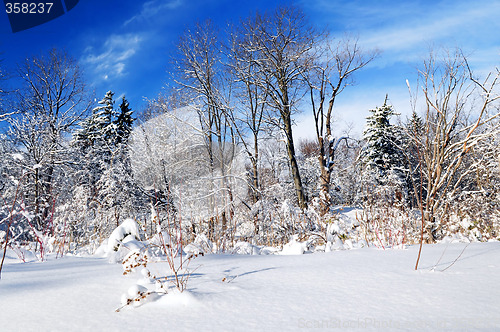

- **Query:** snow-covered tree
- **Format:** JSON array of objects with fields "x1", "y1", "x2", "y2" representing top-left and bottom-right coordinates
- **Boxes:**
[
  {"x1": 69, "y1": 91, "x2": 143, "y2": 243},
  {"x1": 7, "y1": 49, "x2": 91, "y2": 233},
  {"x1": 358, "y1": 99, "x2": 412, "y2": 245},
  {"x1": 72, "y1": 91, "x2": 116, "y2": 200},
  {"x1": 227, "y1": 23, "x2": 273, "y2": 204},
  {"x1": 115, "y1": 96, "x2": 134, "y2": 145},
  {"x1": 74, "y1": 91, "x2": 116, "y2": 151},
  {"x1": 408, "y1": 49, "x2": 500, "y2": 245},
  {"x1": 174, "y1": 20, "x2": 238, "y2": 241},
  {"x1": 360, "y1": 99, "x2": 406, "y2": 186},
  {"x1": 403, "y1": 112, "x2": 426, "y2": 208},
  {"x1": 303, "y1": 35, "x2": 377, "y2": 216},
  {"x1": 240, "y1": 6, "x2": 313, "y2": 210}
]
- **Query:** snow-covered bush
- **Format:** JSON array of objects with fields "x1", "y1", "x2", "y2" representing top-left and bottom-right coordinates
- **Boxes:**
[
  {"x1": 108, "y1": 218, "x2": 141, "y2": 252},
  {"x1": 104, "y1": 213, "x2": 200, "y2": 311}
]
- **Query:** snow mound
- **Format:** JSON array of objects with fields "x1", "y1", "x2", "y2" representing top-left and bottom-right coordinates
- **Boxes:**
[
  {"x1": 98, "y1": 219, "x2": 148, "y2": 263},
  {"x1": 152, "y1": 289, "x2": 198, "y2": 307},
  {"x1": 232, "y1": 241, "x2": 260, "y2": 255},
  {"x1": 108, "y1": 219, "x2": 140, "y2": 253},
  {"x1": 280, "y1": 235, "x2": 307, "y2": 255},
  {"x1": 183, "y1": 243, "x2": 204, "y2": 257}
]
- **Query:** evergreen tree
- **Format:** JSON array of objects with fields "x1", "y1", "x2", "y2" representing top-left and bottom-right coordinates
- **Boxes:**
[
  {"x1": 73, "y1": 91, "x2": 117, "y2": 152},
  {"x1": 115, "y1": 96, "x2": 134, "y2": 145},
  {"x1": 404, "y1": 112, "x2": 426, "y2": 206},
  {"x1": 70, "y1": 91, "x2": 146, "y2": 236},
  {"x1": 94, "y1": 90, "x2": 117, "y2": 147},
  {"x1": 72, "y1": 91, "x2": 118, "y2": 194},
  {"x1": 360, "y1": 99, "x2": 406, "y2": 184}
]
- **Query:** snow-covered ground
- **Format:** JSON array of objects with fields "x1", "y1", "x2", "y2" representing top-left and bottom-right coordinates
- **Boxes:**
[{"x1": 1, "y1": 242, "x2": 499, "y2": 331}]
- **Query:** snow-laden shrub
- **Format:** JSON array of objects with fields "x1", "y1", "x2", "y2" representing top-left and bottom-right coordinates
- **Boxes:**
[
  {"x1": 105, "y1": 213, "x2": 200, "y2": 312},
  {"x1": 117, "y1": 267, "x2": 167, "y2": 311},
  {"x1": 108, "y1": 218, "x2": 140, "y2": 252}
]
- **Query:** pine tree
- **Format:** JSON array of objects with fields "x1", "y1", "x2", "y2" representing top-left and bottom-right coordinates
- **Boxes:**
[
  {"x1": 71, "y1": 91, "x2": 119, "y2": 233},
  {"x1": 73, "y1": 91, "x2": 117, "y2": 151},
  {"x1": 71, "y1": 91, "x2": 146, "y2": 237},
  {"x1": 360, "y1": 99, "x2": 406, "y2": 184},
  {"x1": 115, "y1": 96, "x2": 134, "y2": 145},
  {"x1": 405, "y1": 112, "x2": 426, "y2": 207},
  {"x1": 72, "y1": 91, "x2": 118, "y2": 193}
]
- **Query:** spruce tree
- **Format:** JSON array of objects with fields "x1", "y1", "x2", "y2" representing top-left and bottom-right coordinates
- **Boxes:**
[
  {"x1": 73, "y1": 90, "x2": 117, "y2": 152},
  {"x1": 405, "y1": 111, "x2": 426, "y2": 207},
  {"x1": 71, "y1": 91, "x2": 119, "y2": 231},
  {"x1": 94, "y1": 90, "x2": 117, "y2": 149},
  {"x1": 72, "y1": 91, "x2": 145, "y2": 232},
  {"x1": 360, "y1": 98, "x2": 406, "y2": 185},
  {"x1": 115, "y1": 96, "x2": 134, "y2": 145}
]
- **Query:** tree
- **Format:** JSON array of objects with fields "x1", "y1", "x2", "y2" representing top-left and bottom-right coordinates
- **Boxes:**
[
  {"x1": 174, "y1": 20, "x2": 237, "y2": 241},
  {"x1": 304, "y1": 35, "x2": 377, "y2": 216},
  {"x1": 115, "y1": 96, "x2": 134, "y2": 145},
  {"x1": 8, "y1": 49, "x2": 91, "y2": 232},
  {"x1": 358, "y1": 100, "x2": 410, "y2": 247},
  {"x1": 360, "y1": 98, "x2": 406, "y2": 185},
  {"x1": 90, "y1": 90, "x2": 117, "y2": 148},
  {"x1": 446, "y1": 118, "x2": 500, "y2": 241},
  {"x1": 240, "y1": 6, "x2": 315, "y2": 210},
  {"x1": 408, "y1": 48, "x2": 500, "y2": 257},
  {"x1": 404, "y1": 111, "x2": 426, "y2": 208},
  {"x1": 227, "y1": 20, "x2": 272, "y2": 204},
  {"x1": 72, "y1": 91, "x2": 117, "y2": 198},
  {"x1": 71, "y1": 91, "x2": 140, "y2": 236}
]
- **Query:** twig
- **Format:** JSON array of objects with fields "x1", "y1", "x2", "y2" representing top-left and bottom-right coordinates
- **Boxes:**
[
  {"x1": 440, "y1": 243, "x2": 469, "y2": 272},
  {"x1": 222, "y1": 275, "x2": 238, "y2": 283},
  {"x1": 431, "y1": 242, "x2": 449, "y2": 271}
]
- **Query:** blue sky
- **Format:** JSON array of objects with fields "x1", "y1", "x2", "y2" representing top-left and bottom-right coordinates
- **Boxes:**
[{"x1": 1, "y1": 0, "x2": 499, "y2": 138}]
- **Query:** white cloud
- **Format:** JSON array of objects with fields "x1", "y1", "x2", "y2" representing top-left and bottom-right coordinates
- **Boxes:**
[
  {"x1": 81, "y1": 34, "x2": 143, "y2": 81},
  {"x1": 357, "y1": 1, "x2": 500, "y2": 67},
  {"x1": 294, "y1": 0, "x2": 500, "y2": 139},
  {"x1": 304, "y1": 0, "x2": 500, "y2": 71},
  {"x1": 124, "y1": 0, "x2": 183, "y2": 26}
]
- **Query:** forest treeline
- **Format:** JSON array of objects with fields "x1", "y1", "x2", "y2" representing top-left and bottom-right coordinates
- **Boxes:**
[{"x1": 0, "y1": 6, "x2": 499, "y2": 258}]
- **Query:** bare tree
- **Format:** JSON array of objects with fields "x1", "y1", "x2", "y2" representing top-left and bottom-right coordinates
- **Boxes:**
[
  {"x1": 8, "y1": 49, "x2": 91, "y2": 232},
  {"x1": 303, "y1": 35, "x2": 377, "y2": 216},
  {"x1": 408, "y1": 48, "x2": 500, "y2": 267},
  {"x1": 174, "y1": 20, "x2": 236, "y2": 243},
  {"x1": 239, "y1": 6, "x2": 316, "y2": 210},
  {"x1": 227, "y1": 19, "x2": 272, "y2": 204}
]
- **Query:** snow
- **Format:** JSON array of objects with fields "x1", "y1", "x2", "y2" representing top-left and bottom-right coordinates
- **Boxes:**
[
  {"x1": 107, "y1": 218, "x2": 140, "y2": 253},
  {"x1": 280, "y1": 235, "x2": 307, "y2": 255},
  {"x1": 11, "y1": 153, "x2": 24, "y2": 161},
  {"x1": 1, "y1": 242, "x2": 500, "y2": 331}
]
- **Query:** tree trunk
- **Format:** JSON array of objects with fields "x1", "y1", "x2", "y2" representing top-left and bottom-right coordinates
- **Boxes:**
[
  {"x1": 283, "y1": 112, "x2": 308, "y2": 210},
  {"x1": 251, "y1": 133, "x2": 260, "y2": 203},
  {"x1": 318, "y1": 160, "x2": 331, "y2": 216}
]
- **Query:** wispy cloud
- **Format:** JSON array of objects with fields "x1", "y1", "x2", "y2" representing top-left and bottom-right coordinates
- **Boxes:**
[
  {"x1": 306, "y1": 0, "x2": 500, "y2": 71},
  {"x1": 81, "y1": 34, "x2": 143, "y2": 81},
  {"x1": 357, "y1": 1, "x2": 500, "y2": 67},
  {"x1": 124, "y1": 0, "x2": 183, "y2": 26}
]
